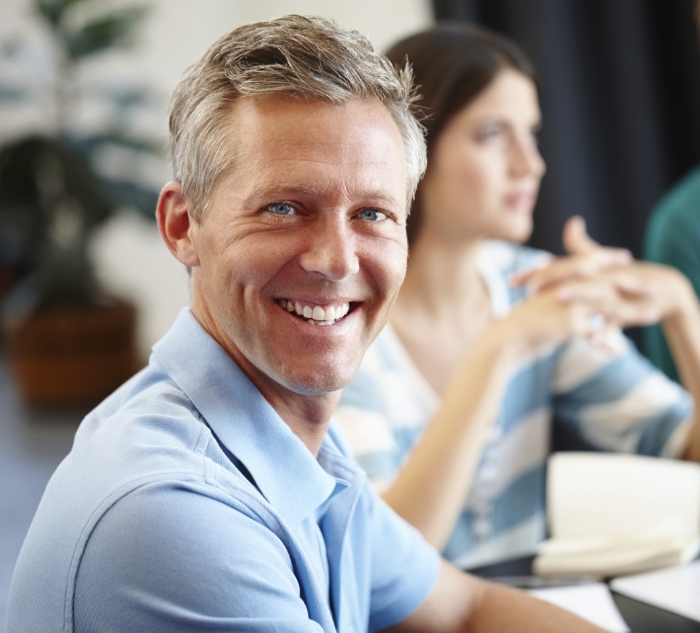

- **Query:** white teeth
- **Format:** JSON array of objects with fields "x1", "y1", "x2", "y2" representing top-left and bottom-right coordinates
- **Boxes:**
[{"x1": 281, "y1": 300, "x2": 351, "y2": 324}]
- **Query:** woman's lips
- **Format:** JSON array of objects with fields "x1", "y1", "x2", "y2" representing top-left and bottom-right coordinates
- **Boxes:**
[{"x1": 504, "y1": 192, "x2": 537, "y2": 212}]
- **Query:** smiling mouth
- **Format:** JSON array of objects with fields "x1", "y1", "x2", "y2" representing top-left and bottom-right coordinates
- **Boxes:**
[{"x1": 276, "y1": 299, "x2": 351, "y2": 326}]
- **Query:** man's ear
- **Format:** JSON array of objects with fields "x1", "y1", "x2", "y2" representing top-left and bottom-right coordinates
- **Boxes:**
[{"x1": 156, "y1": 181, "x2": 200, "y2": 267}]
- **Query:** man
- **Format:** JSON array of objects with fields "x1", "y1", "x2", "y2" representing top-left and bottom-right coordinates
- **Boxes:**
[{"x1": 7, "y1": 16, "x2": 606, "y2": 632}]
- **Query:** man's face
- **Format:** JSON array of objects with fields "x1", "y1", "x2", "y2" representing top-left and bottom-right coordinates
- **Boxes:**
[{"x1": 188, "y1": 95, "x2": 409, "y2": 396}]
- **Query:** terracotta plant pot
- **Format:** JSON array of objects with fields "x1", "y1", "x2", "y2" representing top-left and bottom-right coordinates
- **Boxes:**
[{"x1": 5, "y1": 300, "x2": 139, "y2": 409}]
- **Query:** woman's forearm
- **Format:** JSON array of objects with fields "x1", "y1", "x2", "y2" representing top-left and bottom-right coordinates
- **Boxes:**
[
  {"x1": 381, "y1": 325, "x2": 520, "y2": 550},
  {"x1": 380, "y1": 282, "x2": 621, "y2": 549}
]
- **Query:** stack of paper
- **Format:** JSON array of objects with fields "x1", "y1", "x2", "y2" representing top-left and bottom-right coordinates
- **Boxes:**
[
  {"x1": 610, "y1": 559, "x2": 700, "y2": 622},
  {"x1": 533, "y1": 453, "x2": 700, "y2": 578}
]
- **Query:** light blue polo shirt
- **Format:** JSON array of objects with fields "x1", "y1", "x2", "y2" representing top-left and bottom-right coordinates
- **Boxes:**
[{"x1": 7, "y1": 309, "x2": 440, "y2": 633}]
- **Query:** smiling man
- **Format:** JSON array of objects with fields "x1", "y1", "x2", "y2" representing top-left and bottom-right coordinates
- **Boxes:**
[{"x1": 7, "y1": 16, "x2": 605, "y2": 633}]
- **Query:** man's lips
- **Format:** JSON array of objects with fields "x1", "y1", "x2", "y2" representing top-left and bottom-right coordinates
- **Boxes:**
[{"x1": 276, "y1": 299, "x2": 351, "y2": 326}]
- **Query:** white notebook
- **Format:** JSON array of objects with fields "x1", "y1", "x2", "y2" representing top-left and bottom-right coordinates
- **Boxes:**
[
  {"x1": 530, "y1": 583, "x2": 629, "y2": 632},
  {"x1": 610, "y1": 560, "x2": 700, "y2": 622},
  {"x1": 533, "y1": 453, "x2": 700, "y2": 578}
]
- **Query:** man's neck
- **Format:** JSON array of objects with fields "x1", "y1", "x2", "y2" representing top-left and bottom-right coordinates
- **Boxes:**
[
  {"x1": 190, "y1": 302, "x2": 337, "y2": 457},
  {"x1": 253, "y1": 381, "x2": 340, "y2": 457}
]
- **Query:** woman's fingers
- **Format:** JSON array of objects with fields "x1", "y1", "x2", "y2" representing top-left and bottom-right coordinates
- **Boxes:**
[
  {"x1": 506, "y1": 270, "x2": 666, "y2": 360},
  {"x1": 511, "y1": 249, "x2": 632, "y2": 291},
  {"x1": 557, "y1": 277, "x2": 661, "y2": 328},
  {"x1": 510, "y1": 216, "x2": 631, "y2": 291},
  {"x1": 562, "y1": 215, "x2": 598, "y2": 254}
]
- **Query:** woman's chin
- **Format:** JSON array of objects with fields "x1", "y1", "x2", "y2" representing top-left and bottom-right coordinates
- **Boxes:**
[{"x1": 496, "y1": 215, "x2": 534, "y2": 244}]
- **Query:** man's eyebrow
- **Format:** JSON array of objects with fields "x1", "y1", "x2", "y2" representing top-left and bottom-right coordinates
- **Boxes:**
[
  {"x1": 253, "y1": 183, "x2": 322, "y2": 198},
  {"x1": 247, "y1": 183, "x2": 404, "y2": 206}
]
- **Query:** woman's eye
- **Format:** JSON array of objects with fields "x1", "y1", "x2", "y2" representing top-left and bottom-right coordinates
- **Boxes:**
[
  {"x1": 476, "y1": 127, "x2": 501, "y2": 142},
  {"x1": 266, "y1": 202, "x2": 296, "y2": 216},
  {"x1": 358, "y1": 208, "x2": 387, "y2": 222}
]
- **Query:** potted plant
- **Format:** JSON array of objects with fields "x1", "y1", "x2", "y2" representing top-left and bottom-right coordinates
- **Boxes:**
[{"x1": 0, "y1": 0, "x2": 155, "y2": 408}]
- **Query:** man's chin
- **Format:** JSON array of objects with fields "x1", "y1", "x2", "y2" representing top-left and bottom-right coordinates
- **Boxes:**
[
  {"x1": 264, "y1": 356, "x2": 360, "y2": 397},
  {"x1": 275, "y1": 370, "x2": 354, "y2": 397}
]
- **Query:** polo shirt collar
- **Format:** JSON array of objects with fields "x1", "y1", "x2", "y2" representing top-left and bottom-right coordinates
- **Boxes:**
[{"x1": 152, "y1": 308, "x2": 347, "y2": 525}]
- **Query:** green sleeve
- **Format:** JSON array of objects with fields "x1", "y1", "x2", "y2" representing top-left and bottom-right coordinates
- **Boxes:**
[{"x1": 644, "y1": 166, "x2": 700, "y2": 383}]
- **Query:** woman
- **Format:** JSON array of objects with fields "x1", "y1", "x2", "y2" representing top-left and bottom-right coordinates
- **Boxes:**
[{"x1": 335, "y1": 23, "x2": 700, "y2": 569}]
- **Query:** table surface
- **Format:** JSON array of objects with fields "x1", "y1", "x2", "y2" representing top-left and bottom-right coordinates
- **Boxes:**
[{"x1": 467, "y1": 556, "x2": 700, "y2": 633}]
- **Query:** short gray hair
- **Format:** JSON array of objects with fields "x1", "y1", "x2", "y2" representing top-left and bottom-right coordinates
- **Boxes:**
[{"x1": 168, "y1": 14, "x2": 426, "y2": 221}]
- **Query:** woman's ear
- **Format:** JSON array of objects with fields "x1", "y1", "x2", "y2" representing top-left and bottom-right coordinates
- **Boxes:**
[{"x1": 156, "y1": 181, "x2": 201, "y2": 267}]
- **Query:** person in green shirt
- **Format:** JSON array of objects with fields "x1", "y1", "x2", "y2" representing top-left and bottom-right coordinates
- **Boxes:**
[
  {"x1": 645, "y1": 164, "x2": 700, "y2": 382},
  {"x1": 644, "y1": 0, "x2": 700, "y2": 381}
]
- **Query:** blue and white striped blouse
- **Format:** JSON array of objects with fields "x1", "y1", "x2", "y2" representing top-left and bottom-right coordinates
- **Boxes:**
[{"x1": 334, "y1": 240, "x2": 693, "y2": 569}]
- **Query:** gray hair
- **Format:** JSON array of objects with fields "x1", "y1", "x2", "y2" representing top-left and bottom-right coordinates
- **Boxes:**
[{"x1": 168, "y1": 14, "x2": 426, "y2": 221}]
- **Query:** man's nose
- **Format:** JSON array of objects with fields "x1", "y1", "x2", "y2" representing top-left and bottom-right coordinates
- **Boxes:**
[{"x1": 298, "y1": 216, "x2": 360, "y2": 281}]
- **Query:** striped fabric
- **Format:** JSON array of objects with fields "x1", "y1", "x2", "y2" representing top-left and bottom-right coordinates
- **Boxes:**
[{"x1": 334, "y1": 240, "x2": 693, "y2": 569}]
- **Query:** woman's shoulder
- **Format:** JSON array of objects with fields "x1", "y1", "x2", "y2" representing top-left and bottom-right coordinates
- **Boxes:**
[{"x1": 480, "y1": 240, "x2": 553, "y2": 277}]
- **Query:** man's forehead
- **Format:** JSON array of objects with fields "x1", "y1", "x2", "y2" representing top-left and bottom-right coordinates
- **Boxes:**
[
  {"x1": 227, "y1": 94, "x2": 403, "y2": 155},
  {"x1": 220, "y1": 94, "x2": 409, "y2": 198}
]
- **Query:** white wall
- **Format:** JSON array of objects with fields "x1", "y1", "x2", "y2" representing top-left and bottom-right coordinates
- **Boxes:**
[{"x1": 1, "y1": 0, "x2": 433, "y2": 357}]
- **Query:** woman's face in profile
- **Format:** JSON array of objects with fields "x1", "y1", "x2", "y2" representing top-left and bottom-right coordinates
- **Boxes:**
[{"x1": 419, "y1": 69, "x2": 546, "y2": 245}]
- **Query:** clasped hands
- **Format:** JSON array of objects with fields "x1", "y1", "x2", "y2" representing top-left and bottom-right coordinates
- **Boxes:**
[{"x1": 506, "y1": 216, "x2": 693, "y2": 355}]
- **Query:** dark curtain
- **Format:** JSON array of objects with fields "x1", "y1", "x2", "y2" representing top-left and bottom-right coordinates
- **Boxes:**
[{"x1": 432, "y1": 0, "x2": 700, "y2": 259}]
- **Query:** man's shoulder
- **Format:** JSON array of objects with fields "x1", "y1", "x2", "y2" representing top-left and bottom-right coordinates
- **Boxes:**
[
  {"x1": 66, "y1": 357, "x2": 267, "y2": 514},
  {"x1": 7, "y1": 360, "x2": 274, "y2": 633},
  {"x1": 73, "y1": 360, "x2": 215, "y2": 477}
]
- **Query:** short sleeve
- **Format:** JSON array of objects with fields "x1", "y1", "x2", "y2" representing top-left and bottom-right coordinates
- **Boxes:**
[
  {"x1": 362, "y1": 485, "x2": 441, "y2": 632},
  {"x1": 552, "y1": 334, "x2": 693, "y2": 457},
  {"x1": 74, "y1": 483, "x2": 325, "y2": 633}
]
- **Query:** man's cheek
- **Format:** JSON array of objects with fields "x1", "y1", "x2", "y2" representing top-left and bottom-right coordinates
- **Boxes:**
[{"x1": 380, "y1": 242, "x2": 409, "y2": 288}]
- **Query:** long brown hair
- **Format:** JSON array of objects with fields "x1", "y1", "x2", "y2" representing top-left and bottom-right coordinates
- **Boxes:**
[{"x1": 386, "y1": 23, "x2": 537, "y2": 245}]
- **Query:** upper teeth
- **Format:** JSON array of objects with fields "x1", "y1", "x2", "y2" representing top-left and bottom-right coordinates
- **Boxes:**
[{"x1": 279, "y1": 299, "x2": 350, "y2": 323}]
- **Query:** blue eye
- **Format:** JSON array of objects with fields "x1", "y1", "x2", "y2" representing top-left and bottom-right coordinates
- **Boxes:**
[
  {"x1": 266, "y1": 202, "x2": 295, "y2": 216},
  {"x1": 358, "y1": 208, "x2": 386, "y2": 222}
]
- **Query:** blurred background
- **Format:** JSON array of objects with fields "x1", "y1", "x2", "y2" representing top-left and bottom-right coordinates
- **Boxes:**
[{"x1": 1, "y1": 0, "x2": 700, "y2": 629}]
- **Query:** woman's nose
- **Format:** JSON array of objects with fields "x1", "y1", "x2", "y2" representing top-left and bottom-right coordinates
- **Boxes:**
[{"x1": 511, "y1": 135, "x2": 546, "y2": 179}]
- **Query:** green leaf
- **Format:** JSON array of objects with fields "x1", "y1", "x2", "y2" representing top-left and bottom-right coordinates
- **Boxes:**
[
  {"x1": 63, "y1": 7, "x2": 148, "y2": 60},
  {"x1": 34, "y1": 0, "x2": 93, "y2": 29}
]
